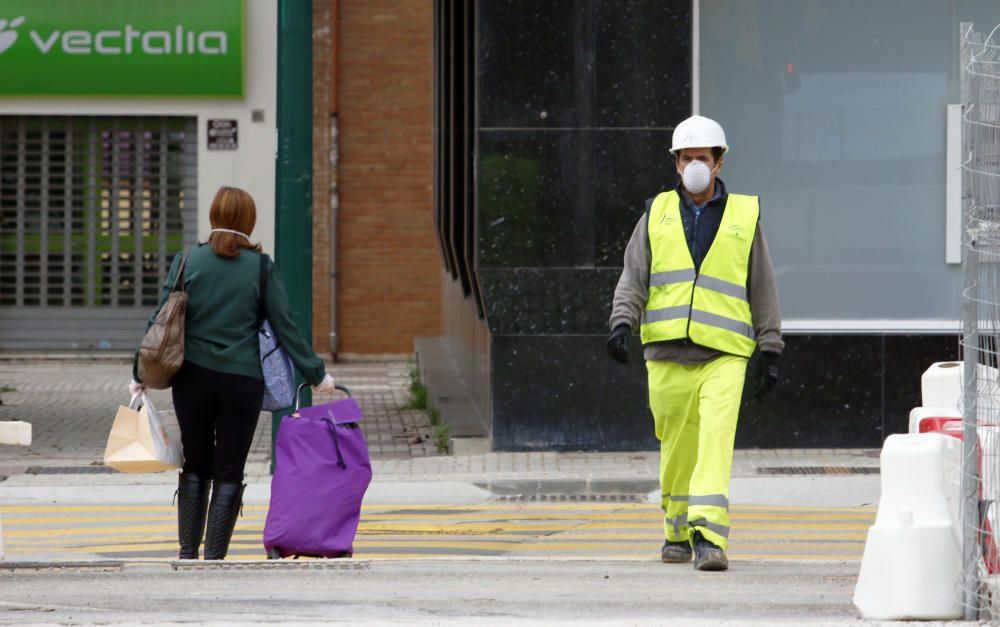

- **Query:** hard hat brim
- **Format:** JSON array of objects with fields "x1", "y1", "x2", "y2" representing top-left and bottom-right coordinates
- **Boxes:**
[{"x1": 669, "y1": 145, "x2": 729, "y2": 155}]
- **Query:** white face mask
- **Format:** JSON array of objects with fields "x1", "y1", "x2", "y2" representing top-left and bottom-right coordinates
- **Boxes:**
[{"x1": 680, "y1": 160, "x2": 716, "y2": 195}]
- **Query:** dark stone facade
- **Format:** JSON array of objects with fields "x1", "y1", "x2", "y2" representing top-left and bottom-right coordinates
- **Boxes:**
[{"x1": 432, "y1": 0, "x2": 959, "y2": 451}]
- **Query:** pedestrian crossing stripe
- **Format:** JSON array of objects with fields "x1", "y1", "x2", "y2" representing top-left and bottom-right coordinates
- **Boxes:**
[
  {"x1": 1, "y1": 503, "x2": 874, "y2": 562},
  {"x1": 6, "y1": 532, "x2": 869, "y2": 547},
  {"x1": 4, "y1": 511, "x2": 877, "y2": 525},
  {"x1": 3, "y1": 519, "x2": 871, "y2": 538},
  {"x1": 0, "y1": 503, "x2": 877, "y2": 514}
]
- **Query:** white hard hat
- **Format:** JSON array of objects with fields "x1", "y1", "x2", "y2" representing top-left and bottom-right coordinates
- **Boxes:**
[{"x1": 670, "y1": 115, "x2": 728, "y2": 154}]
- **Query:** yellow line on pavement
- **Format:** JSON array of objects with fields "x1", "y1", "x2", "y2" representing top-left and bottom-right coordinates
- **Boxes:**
[
  {"x1": 2, "y1": 525, "x2": 174, "y2": 538},
  {"x1": 0, "y1": 547, "x2": 863, "y2": 562},
  {"x1": 734, "y1": 513, "x2": 874, "y2": 521},
  {"x1": 352, "y1": 512, "x2": 875, "y2": 522},
  {"x1": 1, "y1": 512, "x2": 874, "y2": 526},
  {"x1": 3, "y1": 514, "x2": 584, "y2": 528},
  {"x1": 547, "y1": 531, "x2": 868, "y2": 541},
  {"x1": 4, "y1": 515, "x2": 200, "y2": 525},
  {"x1": 0, "y1": 504, "x2": 656, "y2": 514},
  {"x1": 0, "y1": 502, "x2": 876, "y2": 514},
  {"x1": 577, "y1": 521, "x2": 871, "y2": 531},
  {"x1": 732, "y1": 504, "x2": 876, "y2": 513},
  {"x1": 3, "y1": 518, "x2": 872, "y2": 539},
  {"x1": 2, "y1": 520, "x2": 596, "y2": 538},
  {"x1": 4, "y1": 538, "x2": 864, "y2": 554},
  {"x1": 7, "y1": 528, "x2": 868, "y2": 548},
  {"x1": 1, "y1": 505, "x2": 179, "y2": 514},
  {"x1": 0, "y1": 514, "x2": 873, "y2": 534}
]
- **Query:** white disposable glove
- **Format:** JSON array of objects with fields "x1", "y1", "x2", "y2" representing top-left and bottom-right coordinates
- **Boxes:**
[
  {"x1": 129, "y1": 379, "x2": 145, "y2": 397},
  {"x1": 314, "y1": 373, "x2": 336, "y2": 394}
]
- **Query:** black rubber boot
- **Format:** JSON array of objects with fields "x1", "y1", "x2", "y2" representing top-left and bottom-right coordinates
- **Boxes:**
[
  {"x1": 203, "y1": 481, "x2": 246, "y2": 560},
  {"x1": 660, "y1": 539, "x2": 693, "y2": 563},
  {"x1": 692, "y1": 530, "x2": 729, "y2": 571},
  {"x1": 176, "y1": 473, "x2": 211, "y2": 560}
]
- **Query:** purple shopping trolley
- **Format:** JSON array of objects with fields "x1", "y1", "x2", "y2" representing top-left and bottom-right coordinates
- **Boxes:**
[{"x1": 264, "y1": 383, "x2": 372, "y2": 559}]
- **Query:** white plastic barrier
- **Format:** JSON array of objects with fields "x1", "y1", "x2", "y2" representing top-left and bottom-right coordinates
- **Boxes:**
[
  {"x1": 854, "y1": 433, "x2": 963, "y2": 621},
  {"x1": 921, "y1": 362, "x2": 963, "y2": 410},
  {"x1": 909, "y1": 406, "x2": 962, "y2": 434},
  {"x1": 920, "y1": 361, "x2": 1000, "y2": 417},
  {"x1": 0, "y1": 421, "x2": 31, "y2": 446}
]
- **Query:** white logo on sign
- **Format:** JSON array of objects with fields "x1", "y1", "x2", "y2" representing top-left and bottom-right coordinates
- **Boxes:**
[
  {"x1": 0, "y1": 16, "x2": 227, "y2": 56},
  {"x1": 0, "y1": 17, "x2": 26, "y2": 54}
]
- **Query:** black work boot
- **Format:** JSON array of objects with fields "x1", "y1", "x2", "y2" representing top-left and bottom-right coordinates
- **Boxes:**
[
  {"x1": 692, "y1": 530, "x2": 728, "y2": 571},
  {"x1": 176, "y1": 473, "x2": 211, "y2": 559},
  {"x1": 202, "y1": 481, "x2": 246, "y2": 560},
  {"x1": 661, "y1": 539, "x2": 693, "y2": 563}
]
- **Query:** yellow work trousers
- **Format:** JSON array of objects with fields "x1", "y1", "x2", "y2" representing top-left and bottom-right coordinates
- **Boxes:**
[{"x1": 647, "y1": 355, "x2": 747, "y2": 550}]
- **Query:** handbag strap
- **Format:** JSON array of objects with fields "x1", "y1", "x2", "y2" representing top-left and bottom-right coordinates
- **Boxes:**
[
  {"x1": 323, "y1": 414, "x2": 348, "y2": 469},
  {"x1": 258, "y1": 253, "x2": 268, "y2": 326},
  {"x1": 170, "y1": 249, "x2": 190, "y2": 293}
]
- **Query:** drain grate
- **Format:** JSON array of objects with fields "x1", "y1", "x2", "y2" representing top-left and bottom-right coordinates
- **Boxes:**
[
  {"x1": 494, "y1": 493, "x2": 645, "y2": 503},
  {"x1": 757, "y1": 466, "x2": 879, "y2": 476},
  {"x1": 26, "y1": 466, "x2": 117, "y2": 475},
  {"x1": 172, "y1": 560, "x2": 370, "y2": 571},
  {"x1": 0, "y1": 561, "x2": 124, "y2": 572}
]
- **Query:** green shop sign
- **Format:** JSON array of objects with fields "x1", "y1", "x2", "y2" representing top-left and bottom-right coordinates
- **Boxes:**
[{"x1": 0, "y1": 0, "x2": 243, "y2": 97}]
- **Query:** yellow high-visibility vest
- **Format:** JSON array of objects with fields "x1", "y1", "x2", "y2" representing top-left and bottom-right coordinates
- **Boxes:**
[{"x1": 640, "y1": 190, "x2": 758, "y2": 357}]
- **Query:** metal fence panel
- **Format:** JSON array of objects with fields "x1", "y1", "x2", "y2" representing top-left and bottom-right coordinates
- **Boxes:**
[{"x1": 960, "y1": 22, "x2": 1000, "y2": 621}]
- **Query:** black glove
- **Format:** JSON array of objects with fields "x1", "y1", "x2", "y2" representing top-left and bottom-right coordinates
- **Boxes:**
[
  {"x1": 751, "y1": 351, "x2": 780, "y2": 400},
  {"x1": 606, "y1": 324, "x2": 631, "y2": 364}
]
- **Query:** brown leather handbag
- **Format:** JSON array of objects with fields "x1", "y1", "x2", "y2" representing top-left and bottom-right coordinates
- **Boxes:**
[{"x1": 137, "y1": 250, "x2": 189, "y2": 389}]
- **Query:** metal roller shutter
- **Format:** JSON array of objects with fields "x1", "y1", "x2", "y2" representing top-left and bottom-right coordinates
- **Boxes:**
[{"x1": 0, "y1": 115, "x2": 198, "y2": 350}]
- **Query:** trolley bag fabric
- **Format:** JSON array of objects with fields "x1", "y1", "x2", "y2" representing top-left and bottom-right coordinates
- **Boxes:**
[
  {"x1": 257, "y1": 254, "x2": 295, "y2": 411},
  {"x1": 263, "y1": 385, "x2": 372, "y2": 558}
]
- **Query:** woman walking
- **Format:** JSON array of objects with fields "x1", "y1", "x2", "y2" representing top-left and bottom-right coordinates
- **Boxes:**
[{"x1": 131, "y1": 186, "x2": 336, "y2": 560}]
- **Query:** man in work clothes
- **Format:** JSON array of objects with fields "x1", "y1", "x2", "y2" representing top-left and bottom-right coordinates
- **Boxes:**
[{"x1": 607, "y1": 115, "x2": 783, "y2": 571}]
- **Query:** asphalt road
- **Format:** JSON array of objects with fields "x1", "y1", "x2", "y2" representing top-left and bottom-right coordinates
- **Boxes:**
[{"x1": 1, "y1": 559, "x2": 874, "y2": 626}]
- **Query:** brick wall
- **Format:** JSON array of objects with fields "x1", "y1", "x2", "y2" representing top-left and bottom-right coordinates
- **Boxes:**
[
  {"x1": 336, "y1": 0, "x2": 440, "y2": 355},
  {"x1": 312, "y1": 0, "x2": 333, "y2": 356}
]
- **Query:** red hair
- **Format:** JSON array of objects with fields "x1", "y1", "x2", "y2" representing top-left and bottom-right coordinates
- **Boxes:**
[{"x1": 207, "y1": 186, "x2": 262, "y2": 258}]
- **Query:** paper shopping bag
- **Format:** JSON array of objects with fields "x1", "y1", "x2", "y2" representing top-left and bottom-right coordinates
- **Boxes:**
[{"x1": 103, "y1": 393, "x2": 184, "y2": 473}]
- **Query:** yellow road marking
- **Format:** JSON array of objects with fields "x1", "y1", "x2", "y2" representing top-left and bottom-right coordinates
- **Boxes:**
[
  {"x1": 7, "y1": 534, "x2": 866, "y2": 550},
  {"x1": 0, "y1": 503, "x2": 876, "y2": 514},
  {"x1": 0, "y1": 547, "x2": 863, "y2": 562},
  {"x1": 5, "y1": 515, "x2": 205, "y2": 525},
  {"x1": 3, "y1": 512, "x2": 875, "y2": 526},
  {"x1": 543, "y1": 531, "x2": 868, "y2": 541},
  {"x1": 5, "y1": 538, "x2": 865, "y2": 553},
  {"x1": 2, "y1": 502, "x2": 873, "y2": 563},
  {"x1": 577, "y1": 521, "x2": 871, "y2": 531},
  {"x1": 4, "y1": 521, "x2": 871, "y2": 538},
  {"x1": 353, "y1": 512, "x2": 875, "y2": 522}
]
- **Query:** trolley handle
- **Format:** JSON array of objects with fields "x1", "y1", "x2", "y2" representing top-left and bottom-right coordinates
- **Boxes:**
[{"x1": 294, "y1": 382, "x2": 351, "y2": 413}]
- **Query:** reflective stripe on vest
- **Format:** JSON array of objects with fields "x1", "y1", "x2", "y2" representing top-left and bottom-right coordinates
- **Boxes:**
[{"x1": 640, "y1": 190, "x2": 759, "y2": 357}]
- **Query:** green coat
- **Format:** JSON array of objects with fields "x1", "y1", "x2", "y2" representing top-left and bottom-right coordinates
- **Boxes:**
[{"x1": 133, "y1": 245, "x2": 326, "y2": 385}]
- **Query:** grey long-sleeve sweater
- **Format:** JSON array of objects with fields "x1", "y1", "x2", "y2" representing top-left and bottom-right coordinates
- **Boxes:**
[{"x1": 608, "y1": 190, "x2": 784, "y2": 365}]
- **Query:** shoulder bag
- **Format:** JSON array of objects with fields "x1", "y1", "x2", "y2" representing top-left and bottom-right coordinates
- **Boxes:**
[
  {"x1": 259, "y1": 254, "x2": 296, "y2": 410},
  {"x1": 137, "y1": 250, "x2": 189, "y2": 389}
]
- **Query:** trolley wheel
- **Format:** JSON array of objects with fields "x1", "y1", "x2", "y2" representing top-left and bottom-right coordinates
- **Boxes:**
[{"x1": 266, "y1": 547, "x2": 282, "y2": 560}]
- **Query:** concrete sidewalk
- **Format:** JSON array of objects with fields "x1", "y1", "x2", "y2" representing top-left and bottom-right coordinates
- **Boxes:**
[
  {"x1": 0, "y1": 356, "x2": 440, "y2": 477},
  {"x1": 0, "y1": 355, "x2": 882, "y2": 505}
]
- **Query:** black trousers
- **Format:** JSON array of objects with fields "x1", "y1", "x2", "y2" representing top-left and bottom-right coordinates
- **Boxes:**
[{"x1": 171, "y1": 361, "x2": 264, "y2": 483}]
